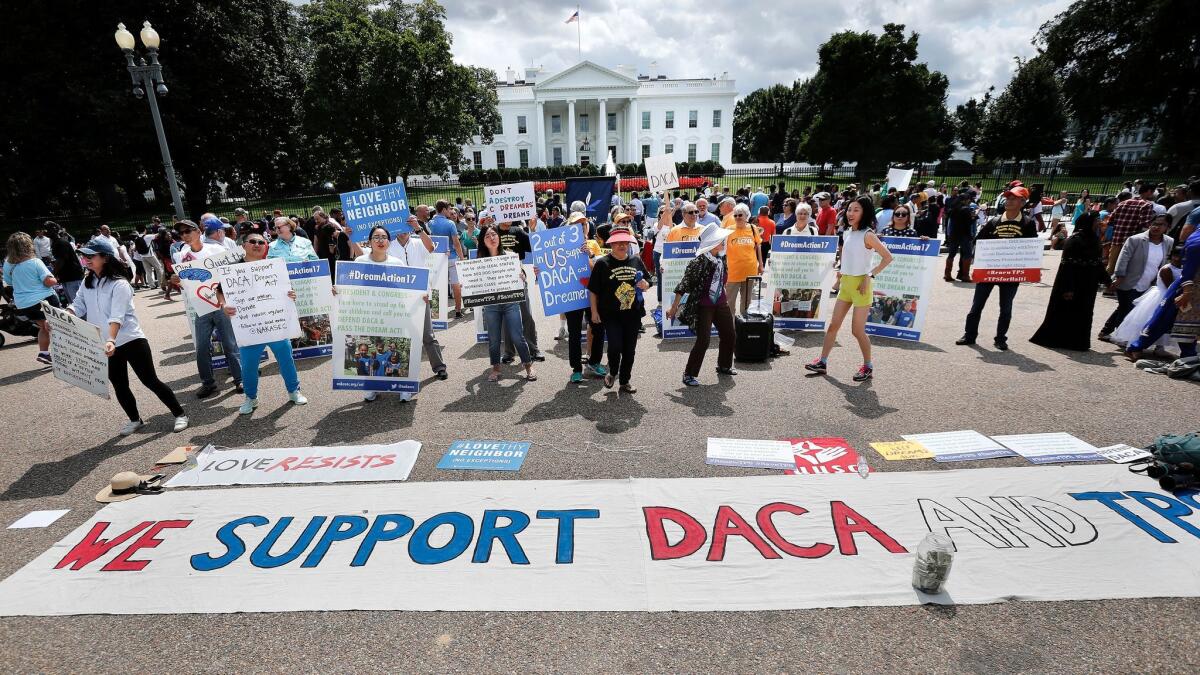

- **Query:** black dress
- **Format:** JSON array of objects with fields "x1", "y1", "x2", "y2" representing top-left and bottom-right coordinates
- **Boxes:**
[{"x1": 1030, "y1": 231, "x2": 1110, "y2": 351}]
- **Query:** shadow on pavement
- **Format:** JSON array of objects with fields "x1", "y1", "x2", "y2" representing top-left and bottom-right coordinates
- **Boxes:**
[
  {"x1": 966, "y1": 344, "x2": 1054, "y2": 373},
  {"x1": 519, "y1": 380, "x2": 647, "y2": 434},
  {"x1": 1044, "y1": 346, "x2": 1123, "y2": 369},
  {"x1": 822, "y1": 378, "x2": 900, "y2": 419},
  {"x1": 662, "y1": 378, "x2": 736, "y2": 417},
  {"x1": 441, "y1": 369, "x2": 529, "y2": 413},
  {"x1": 309, "y1": 394, "x2": 415, "y2": 446},
  {"x1": 456, "y1": 342, "x2": 490, "y2": 361},
  {"x1": 190, "y1": 403, "x2": 292, "y2": 449},
  {"x1": 0, "y1": 366, "x2": 50, "y2": 387}
]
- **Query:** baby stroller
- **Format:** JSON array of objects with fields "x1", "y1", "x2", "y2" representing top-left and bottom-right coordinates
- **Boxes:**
[{"x1": 0, "y1": 294, "x2": 41, "y2": 348}]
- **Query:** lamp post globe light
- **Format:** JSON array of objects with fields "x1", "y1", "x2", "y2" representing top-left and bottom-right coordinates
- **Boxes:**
[{"x1": 114, "y1": 21, "x2": 186, "y2": 222}]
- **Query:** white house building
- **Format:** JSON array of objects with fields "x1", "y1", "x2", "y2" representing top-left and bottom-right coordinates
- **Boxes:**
[{"x1": 461, "y1": 61, "x2": 737, "y2": 171}]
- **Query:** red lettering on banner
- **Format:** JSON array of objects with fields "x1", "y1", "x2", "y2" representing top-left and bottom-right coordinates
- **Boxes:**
[
  {"x1": 343, "y1": 456, "x2": 362, "y2": 469},
  {"x1": 316, "y1": 456, "x2": 336, "y2": 469},
  {"x1": 294, "y1": 456, "x2": 319, "y2": 470},
  {"x1": 830, "y1": 501, "x2": 908, "y2": 555},
  {"x1": 373, "y1": 454, "x2": 396, "y2": 468},
  {"x1": 359, "y1": 455, "x2": 380, "y2": 468},
  {"x1": 708, "y1": 505, "x2": 781, "y2": 561},
  {"x1": 971, "y1": 268, "x2": 1040, "y2": 284},
  {"x1": 643, "y1": 507, "x2": 707, "y2": 560},
  {"x1": 756, "y1": 502, "x2": 834, "y2": 559},
  {"x1": 55, "y1": 521, "x2": 152, "y2": 570},
  {"x1": 102, "y1": 520, "x2": 192, "y2": 571},
  {"x1": 265, "y1": 457, "x2": 297, "y2": 472}
]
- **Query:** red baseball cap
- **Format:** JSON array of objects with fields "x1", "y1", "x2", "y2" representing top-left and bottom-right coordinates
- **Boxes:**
[{"x1": 1003, "y1": 186, "x2": 1030, "y2": 200}]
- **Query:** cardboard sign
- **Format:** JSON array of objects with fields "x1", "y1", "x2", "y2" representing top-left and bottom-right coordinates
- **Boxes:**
[
  {"x1": 885, "y1": 167, "x2": 914, "y2": 192},
  {"x1": 287, "y1": 260, "x2": 335, "y2": 359},
  {"x1": 339, "y1": 181, "x2": 411, "y2": 242},
  {"x1": 870, "y1": 441, "x2": 935, "y2": 461},
  {"x1": 484, "y1": 182, "x2": 537, "y2": 223},
  {"x1": 42, "y1": 302, "x2": 109, "y2": 399},
  {"x1": 332, "y1": 262, "x2": 428, "y2": 393},
  {"x1": 217, "y1": 258, "x2": 301, "y2": 347},
  {"x1": 706, "y1": 437, "x2": 795, "y2": 469},
  {"x1": 901, "y1": 430, "x2": 1016, "y2": 462},
  {"x1": 769, "y1": 236, "x2": 838, "y2": 331},
  {"x1": 971, "y1": 238, "x2": 1043, "y2": 283},
  {"x1": 530, "y1": 226, "x2": 591, "y2": 316},
  {"x1": 784, "y1": 438, "x2": 868, "y2": 475},
  {"x1": 436, "y1": 440, "x2": 530, "y2": 471},
  {"x1": 644, "y1": 154, "x2": 680, "y2": 193},
  {"x1": 866, "y1": 237, "x2": 941, "y2": 341},
  {"x1": 165, "y1": 442, "x2": 420, "y2": 487},
  {"x1": 456, "y1": 254, "x2": 526, "y2": 308},
  {"x1": 174, "y1": 249, "x2": 242, "y2": 317}
]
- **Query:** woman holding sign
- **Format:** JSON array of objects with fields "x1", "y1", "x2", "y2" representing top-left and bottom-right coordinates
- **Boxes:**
[
  {"x1": 805, "y1": 196, "x2": 893, "y2": 381},
  {"x1": 223, "y1": 233, "x2": 308, "y2": 415},
  {"x1": 67, "y1": 238, "x2": 188, "y2": 436},
  {"x1": 477, "y1": 225, "x2": 537, "y2": 382}
]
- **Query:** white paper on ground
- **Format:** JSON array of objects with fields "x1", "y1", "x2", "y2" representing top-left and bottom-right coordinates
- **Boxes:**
[
  {"x1": 706, "y1": 437, "x2": 795, "y2": 469},
  {"x1": 1096, "y1": 444, "x2": 1153, "y2": 464},
  {"x1": 8, "y1": 510, "x2": 70, "y2": 529},
  {"x1": 901, "y1": 430, "x2": 1015, "y2": 462},
  {"x1": 992, "y1": 432, "x2": 1104, "y2": 464}
]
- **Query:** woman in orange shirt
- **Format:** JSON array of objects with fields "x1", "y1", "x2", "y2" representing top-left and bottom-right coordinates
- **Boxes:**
[{"x1": 724, "y1": 204, "x2": 763, "y2": 313}]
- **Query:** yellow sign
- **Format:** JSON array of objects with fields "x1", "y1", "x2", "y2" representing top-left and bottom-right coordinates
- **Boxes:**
[{"x1": 870, "y1": 441, "x2": 934, "y2": 461}]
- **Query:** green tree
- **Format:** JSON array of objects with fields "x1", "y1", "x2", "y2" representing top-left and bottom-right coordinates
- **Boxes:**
[
  {"x1": 301, "y1": 0, "x2": 499, "y2": 185},
  {"x1": 1038, "y1": 0, "x2": 1200, "y2": 165},
  {"x1": 953, "y1": 90, "x2": 991, "y2": 161},
  {"x1": 977, "y1": 56, "x2": 1067, "y2": 162},
  {"x1": 732, "y1": 81, "x2": 803, "y2": 166},
  {"x1": 795, "y1": 24, "x2": 955, "y2": 173}
]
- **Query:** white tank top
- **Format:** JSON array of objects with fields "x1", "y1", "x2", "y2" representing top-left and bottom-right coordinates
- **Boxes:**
[{"x1": 840, "y1": 228, "x2": 872, "y2": 276}]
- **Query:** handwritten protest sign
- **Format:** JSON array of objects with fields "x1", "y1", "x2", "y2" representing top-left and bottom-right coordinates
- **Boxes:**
[
  {"x1": 971, "y1": 238, "x2": 1044, "y2": 283},
  {"x1": 42, "y1": 302, "x2": 109, "y2": 399},
  {"x1": 644, "y1": 154, "x2": 680, "y2": 194},
  {"x1": 456, "y1": 254, "x2": 526, "y2": 308},
  {"x1": 216, "y1": 258, "x2": 301, "y2": 347},
  {"x1": 339, "y1": 181, "x2": 411, "y2": 242},
  {"x1": 484, "y1": 181, "x2": 537, "y2": 222},
  {"x1": 530, "y1": 226, "x2": 590, "y2": 315},
  {"x1": 173, "y1": 249, "x2": 242, "y2": 317}
]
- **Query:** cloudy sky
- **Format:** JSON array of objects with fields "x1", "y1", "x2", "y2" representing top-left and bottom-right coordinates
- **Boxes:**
[{"x1": 439, "y1": 0, "x2": 1073, "y2": 106}]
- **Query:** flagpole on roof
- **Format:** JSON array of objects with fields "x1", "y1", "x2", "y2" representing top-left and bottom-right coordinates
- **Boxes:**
[{"x1": 578, "y1": 6, "x2": 582, "y2": 61}]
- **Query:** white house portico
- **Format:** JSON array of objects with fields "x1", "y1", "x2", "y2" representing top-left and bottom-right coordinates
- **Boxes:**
[{"x1": 463, "y1": 61, "x2": 736, "y2": 171}]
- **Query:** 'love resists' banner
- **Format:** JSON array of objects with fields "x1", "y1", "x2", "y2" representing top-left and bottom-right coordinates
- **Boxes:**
[{"x1": 2, "y1": 465, "x2": 1198, "y2": 615}]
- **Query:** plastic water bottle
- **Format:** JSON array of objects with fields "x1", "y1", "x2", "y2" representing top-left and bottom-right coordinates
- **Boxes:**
[
  {"x1": 856, "y1": 455, "x2": 869, "y2": 478},
  {"x1": 912, "y1": 533, "x2": 954, "y2": 594}
]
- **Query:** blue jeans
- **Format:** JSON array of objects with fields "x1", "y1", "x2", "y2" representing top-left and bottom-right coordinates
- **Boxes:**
[
  {"x1": 60, "y1": 280, "x2": 82, "y2": 303},
  {"x1": 194, "y1": 310, "x2": 242, "y2": 387},
  {"x1": 239, "y1": 339, "x2": 299, "y2": 399},
  {"x1": 484, "y1": 302, "x2": 530, "y2": 366}
]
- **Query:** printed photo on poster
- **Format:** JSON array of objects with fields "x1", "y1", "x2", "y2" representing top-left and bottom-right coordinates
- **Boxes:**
[
  {"x1": 768, "y1": 236, "x2": 837, "y2": 331},
  {"x1": 287, "y1": 260, "x2": 335, "y2": 359},
  {"x1": 864, "y1": 237, "x2": 940, "y2": 341},
  {"x1": 331, "y1": 261, "x2": 427, "y2": 393}
]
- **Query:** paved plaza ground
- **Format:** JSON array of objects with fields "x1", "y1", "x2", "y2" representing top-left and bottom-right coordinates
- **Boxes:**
[{"x1": 0, "y1": 249, "x2": 1196, "y2": 673}]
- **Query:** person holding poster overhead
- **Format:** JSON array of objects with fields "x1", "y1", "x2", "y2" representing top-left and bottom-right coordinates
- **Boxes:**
[
  {"x1": 804, "y1": 196, "x2": 893, "y2": 381},
  {"x1": 476, "y1": 225, "x2": 537, "y2": 382},
  {"x1": 67, "y1": 238, "x2": 188, "y2": 435},
  {"x1": 588, "y1": 224, "x2": 652, "y2": 392},
  {"x1": 667, "y1": 223, "x2": 735, "y2": 387},
  {"x1": 223, "y1": 233, "x2": 308, "y2": 415}
]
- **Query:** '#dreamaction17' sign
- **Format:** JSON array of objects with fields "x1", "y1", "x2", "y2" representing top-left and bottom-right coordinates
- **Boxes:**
[{"x1": 1, "y1": 465, "x2": 1199, "y2": 615}]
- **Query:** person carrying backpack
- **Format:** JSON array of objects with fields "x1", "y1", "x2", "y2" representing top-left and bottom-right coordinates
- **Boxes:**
[{"x1": 944, "y1": 181, "x2": 976, "y2": 282}]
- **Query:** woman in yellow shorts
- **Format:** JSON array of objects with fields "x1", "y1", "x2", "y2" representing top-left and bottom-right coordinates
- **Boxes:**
[{"x1": 805, "y1": 196, "x2": 893, "y2": 381}]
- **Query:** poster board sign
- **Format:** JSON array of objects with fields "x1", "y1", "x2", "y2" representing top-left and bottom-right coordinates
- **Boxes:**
[
  {"x1": 1096, "y1": 444, "x2": 1153, "y2": 464},
  {"x1": 784, "y1": 438, "x2": 868, "y2": 475},
  {"x1": 971, "y1": 238, "x2": 1043, "y2": 283},
  {"x1": 992, "y1": 433, "x2": 1104, "y2": 464},
  {"x1": 436, "y1": 440, "x2": 530, "y2": 472},
  {"x1": 426, "y1": 237, "x2": 450, "y2": 330},
  {"x1": 331, "y1": 262, "x2": 428, "y2": 393},
  {"x1": 484, "y1": 182, "x2": 537, "y2": 223},
  {"x1": 165, "y1": 442, "x2": 420, "y2": 487},
  {"x1": 339, "y1": 181, "x2": 411, "y2": 243},
  {"x1": 287, "y1": 260, "x2": 335, "y2": 359},
  {"x1": 6, "y1": 466, "x2": 1200, "y2": 615},
  {"x1": 530, "y1": 226, "x2": 591, "y2": 316},
  {"x1": 870, "y1": 441, "x2": 934, "y2": 461},
  {"x1": 885, "y1": 167, "x2": 914, "y2": 192},
  {"x1": 705, "y1": 437, "x2": 794, "y2": 469},
  {"x1": 901, "y1": 430, "x2": 1015, "y2": 462},
  {"x1": 644, "y1": 154, "x2": 680, "y2": 194},
  {"x1": 865, "y1": 237, "x2": 940, "y2": 341},
  {"x1": 42, "y1": 302, "x2": 109, "y2": 399},
  {"x1": 658, "y1": 241, "x2": 716, "y2": 339},
  {"x1": 768, "y1": 236, "x2": 838, "y2": 331},
  {"x1": 216, "y1": 258, "x2": 301, "y2": 347},
  {"x1": 457, "y1": 254, "x2": 526, "y2": 309},
  {"x1": 174, "y1": 249, "x2": 242, "y2": 317}
]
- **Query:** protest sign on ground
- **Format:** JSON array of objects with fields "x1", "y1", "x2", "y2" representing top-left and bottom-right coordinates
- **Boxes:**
[
  {"x1": 286, "y1": 260, "x2": 334, "y2": 359},
  {"x1": 901, "y1": 430, "x2": 1016, "y2": 462},
  {"x1": 1095, "y1": 444, "x2": 1153, "y2": 464},
  {"x1": 705, "y1": 437, "x2": 795, "y2": 469},
  {"x1": 5, "y1": 466, "x2": 1199, "y2": 615},
  {"x1": 339, "y1": 181, "x2": 411, "y2": 242},
  {"x1": 865, "y1": 237, "x2": 940, "y2": 341},
  {"x1": 870, "y1": 441, "x2": 935, "y2": 461},
  {"x1": 436, "y1": 440, "x2": 530, "y2": 471},
  {"x1": 173, "y1": 249, "x2": 242, "y2": 317},
  {"x1": 484, "y1": 182, "x2": 537, "y2": 223},
  {"x1": 530, "y1": 226, "x2": 591, "y2": 316},
  {"x1": 165, "y1": 441, "x2": 420, "y2": 487},
  {"x1": 768, "y1": 236, "x2": 838, "y2": 331},
  {"x1": 331, "y1": 261, "x2": 427, "y2": 393},
  {"x1": 42, "y1": 301, "x2": 109, "y2": 399},
  {"x1": 644, "y1": 154, "x2": 680, "y2": 194},
  {"x1": 971, "y1": 238, "x2": 1044, "y2": 283},
  {"x1": 784, "y1": 438, "x2": 868, "y2": 475},
  {"x1": 216, "y1": 258, "x2": 300, "y2": 347},
  {"x1": 992, "y1": 432, "x2": 1104, "y2": 464},
  {"x1": 456, "y1": 254, "x2": 526, "y2": 309}
]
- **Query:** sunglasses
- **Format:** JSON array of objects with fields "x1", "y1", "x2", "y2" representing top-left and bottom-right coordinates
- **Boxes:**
[
  {"x1": 466, "y1": 218, "x2": 476, "y2": 222},
  {"x1": 894, "y1": 212, "x2": 910, "y2": 218},
  {"x1": 81, "y1": 253, "x2": 97, "y2": 259},
  {"x1": 245, "y1": 239, "x2": 267, "y2": 246},
  {"x1": 735, "y1": 213, "x2": 747, "y2": 218},
  {"x1": 683, "y1": 210, "x2": 698, "y2": 214}
]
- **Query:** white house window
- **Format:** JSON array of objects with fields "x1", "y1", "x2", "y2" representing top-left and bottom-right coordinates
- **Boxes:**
[
  {"x1": 517, "y1": 116, "x2": 527, "y2": 134},
  {"x1": 712, "y1": 110, "x2": 722, "y2": 128},
  {"x1": 551, "y1": 115, "x2": 562, "y2": 133},
  {"x1": 641, "y1": 111, "x2": 650, "y2": 130},
  {"x1": 552, "y1": 147, "x2": 563, "y2": 166},
  {"x1": 664, "y1": 143, "x2": 673, "y2": 155},
  {"x1": 687, "y1": 144, "x2": 697, "y2": 162},
  {"x1": 665, "y1": 111, "x2": 674, "y2": 129},
  {"x1": 519, "y1": 148, "x2": 529, "y2": 168},
  {"x1": 607, "y1": 113, "x2": 616, "y2": 132},
  {"x1": 641, "y1": 144, "x2": 651, "y2": 159},
  {"x1": 472, "y1": 151, "x2": 482, "y2": 170},
  {"x1": 688, "y1": 110, "x2": 697, "y2": 128},
  {"x1": 580, "y1": 114, "x2": 590, "y2": 132},
  {"x1": 496, "y1": 150, "x2": 506, "y2": 169},
  {"x1": 711, "y1": 143, "x2": 720, "y2": 162}
]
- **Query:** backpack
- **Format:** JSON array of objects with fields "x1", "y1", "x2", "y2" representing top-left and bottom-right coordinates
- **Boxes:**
[
  {"x1": 134, "y1": 234, "x2": 150, "y2": 255},
  {"x1": 1130, "y1": 432, "x2": 1200, "y2": 490}
]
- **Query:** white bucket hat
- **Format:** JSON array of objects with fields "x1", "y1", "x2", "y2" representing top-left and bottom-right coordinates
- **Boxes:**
[{"x1": 696, "y1": 223, "x2": 733, "y2": 256}]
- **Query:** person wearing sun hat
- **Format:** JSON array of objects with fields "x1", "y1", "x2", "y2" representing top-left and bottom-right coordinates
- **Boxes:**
[
  {"x1": 587, "y1": 216, "x2": 652, "y2": 392},
  {"x1": 667, "y1": 222, "x2": 737, "y2": 386}
]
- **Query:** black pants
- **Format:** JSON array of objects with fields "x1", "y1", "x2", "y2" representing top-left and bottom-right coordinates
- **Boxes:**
[
  {"x1": 602, "y1": 314, "x2": 641, "y2": 385},
  {"x1": 963, "y1": 282, "x2": 1019, "y2": 341},
  {"x1": 110, "y1": 338, "x2": 184, "y2": 421},
  {"x1": 565, "y1": 308, "x2": 605, "y2": 372},
  {"x1": 1101, "y1": 287, "x2": 1144, "y2": 335},
  {"x1": 686, "y1": 302, "x2": 735, "y2": 376}
]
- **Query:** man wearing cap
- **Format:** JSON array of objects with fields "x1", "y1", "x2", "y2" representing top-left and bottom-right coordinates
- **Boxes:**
[
  {"x1": 170, "y1": 219, "x2": 243, "y2": 398},
  {"x1": 814, "y1": 193, "x2": 838, "y2": 236},
  {"x1": 956, "y1": 186, "x2": 1038, "y2": 351},
  {"x1": 201, "y1": 214, "x2": 239, "y2": 253}
]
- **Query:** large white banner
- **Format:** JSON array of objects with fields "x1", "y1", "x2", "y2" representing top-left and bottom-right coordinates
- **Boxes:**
[
  {"x1": 768, "y1": 236, "x2": 838, "y2": 331},
  {"x1": 484, "y1": 181, "x2": 537, "y2": 223},
  {"x1": 174, "y1": 249, "x2": 242, "y2": 317},
  {"x1": 3, "y1": 466, "x2": 1198, "y2": 616},
  {"x1": 865, "y1": 237, "x2": 941, "y2": 341},
  {"x1": 287, "y1": 260, "x2": 335, "y2": 359},
  {"x1": 165, "y1": 442, "x2": 420, "y2": 487},
  {"x1": 216, "y1": 258, "x2": 301, "y2": 347},
  {"x1": 456, "y1": 254, "x2": 525, "y2": 308},
  {"x1": 332, "y1": 261, "x2": 427, "y2": 393},
  {"x1": 42, "y1": 302, "x2": 109, "y2": 399}
]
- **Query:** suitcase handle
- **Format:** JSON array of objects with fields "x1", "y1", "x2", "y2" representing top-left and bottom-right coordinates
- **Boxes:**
[{"x1": 745, "y1": 276, "x2": 765, "y2": 303}]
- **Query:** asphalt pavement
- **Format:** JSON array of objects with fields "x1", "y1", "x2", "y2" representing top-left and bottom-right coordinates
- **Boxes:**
[{"x1": 0, "y1": 249, "x2": 1196, "y2": 674}]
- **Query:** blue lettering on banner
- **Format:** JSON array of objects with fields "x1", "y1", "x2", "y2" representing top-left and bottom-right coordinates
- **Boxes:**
[
  {"x1": 339, "y1": 181, "x2": 411, "y2": 242},
  {"x1": 1069, "y1": 492, "x2": 1176, "y2": 543},
  {"x1": 286, "y1": 260, "x2": 330, "y2": 281},
  {"x1": 332, "y1": 377, "x2": 419, "y2": 393},
  {"x1": 409, "y1": 512, "x2": 475, "y2": 565},
  {"x1": 773, "y1": 235, "x2": 838, "y2": 254},
  {"x1": 472, "y1": 510, "x2": 531, "y2": 564},
  {"x1": 530, "y1": 228, "x2": 591, "y2": 315},
  {"x1": 335, "y1": 262, "x2": 429, "y2": 291},
  {"x1": 437, "y1": 440, "x2": 530, "y2": 471},
  {"x1": 866, "y1": 325, "x2": 921, "y2": 341}
]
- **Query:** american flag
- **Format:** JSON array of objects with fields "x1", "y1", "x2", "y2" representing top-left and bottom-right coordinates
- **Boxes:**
[{"x1": 565, "y1": 10, "x2": 579, "y2": 23}]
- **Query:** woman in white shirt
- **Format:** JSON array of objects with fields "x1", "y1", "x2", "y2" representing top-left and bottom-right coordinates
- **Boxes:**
[
  {"x1": 783, "y1": 203, "x2": 819, "y2": 236},
  {"x1": 68, "y1": 238, "x2": 188, "y2": 436}
]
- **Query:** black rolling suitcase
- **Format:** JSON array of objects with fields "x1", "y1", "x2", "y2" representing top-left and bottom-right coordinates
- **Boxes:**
[{"x1": 734, "y1": 276, "x2": 773, "y2": 362}]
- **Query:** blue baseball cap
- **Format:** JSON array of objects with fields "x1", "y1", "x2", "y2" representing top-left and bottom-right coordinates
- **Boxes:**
[
  {"x1": 201, "y1": 216, "x2": 224, "y2": 234},
  {"x1": 78, "y1": 237, "x2": 117, "y2": 257}
]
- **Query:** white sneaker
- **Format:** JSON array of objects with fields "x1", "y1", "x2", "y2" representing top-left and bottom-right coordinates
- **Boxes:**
[
  {"x1": 238, "y1": 397, "x2": 258, "y2": 415},
  {"x1": 363, "y1": 391, "x2": 378, "y2": 402},
  {"x1": 173, "y1": 416, "x2": 189, "y2": 432},
  {"x1": 289, "y1": 391, "x2": 308, "y2": 405},
  {"x1": 119, "y1": 419, "x2": 145, "y2": 436}
]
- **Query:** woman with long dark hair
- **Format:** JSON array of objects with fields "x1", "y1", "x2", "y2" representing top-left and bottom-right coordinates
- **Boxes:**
[
  {"x1": 3, "y1": 232, "x2": 59, "y2": 365},
  {"x1": 1030, "y1": 212, "x2": 1112, "y2": 351},
  {"x1": 67, "y1": 238, "x2": 188, "y2": 435},
  {"x1": 805, "y1": 196, "x2": 893, "y2": 381},
  {"x1": 477, "y1": 225, "x2": 536, "y2": 382}
]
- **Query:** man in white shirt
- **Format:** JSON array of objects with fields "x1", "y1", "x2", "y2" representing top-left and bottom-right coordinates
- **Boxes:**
[
  {"x1": 170, "y1": 219, "x2": 243, "y2": 398},
  {"x1": 388, "y1": 218, "x2": 448, "y2": 380},
  {"x1": 611, "y1": 191, "x2": 622, "y2": 209},
  {"x1": 630, "y1": 192, "x2": 644, "y2": 227},
  {"x1": 97, "y1": 224, "x2": 130, "y2": 265},
  {"x1": 33, "y1": 228, "x2": 53, "y2": 265},
  {"x1": 201, "y1": 215, "x2": 239, "y2": 252}
]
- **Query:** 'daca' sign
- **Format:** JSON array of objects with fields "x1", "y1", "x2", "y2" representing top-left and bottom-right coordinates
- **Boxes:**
[{"x1": 644, "y1": 154, "x2": 679, "y2": 194}]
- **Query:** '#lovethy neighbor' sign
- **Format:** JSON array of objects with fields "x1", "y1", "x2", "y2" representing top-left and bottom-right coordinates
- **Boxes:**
[{"x1": 2, "y1": 466, "x2": 1199, "y2": 615}]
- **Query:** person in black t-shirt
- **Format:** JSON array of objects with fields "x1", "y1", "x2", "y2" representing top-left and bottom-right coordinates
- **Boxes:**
[{"x1": 587, "y1": 224, "x2": 651, "y2": 392}]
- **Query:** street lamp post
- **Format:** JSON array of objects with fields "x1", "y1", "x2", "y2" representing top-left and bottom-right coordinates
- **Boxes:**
[{"x1": 114, "y1": 21, "x2": 186, "y2": 222}]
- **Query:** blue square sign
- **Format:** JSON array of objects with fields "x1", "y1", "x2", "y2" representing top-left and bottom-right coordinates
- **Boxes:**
[{"x1": 437, "y1": 440, "x2": 530, "y2": 471}]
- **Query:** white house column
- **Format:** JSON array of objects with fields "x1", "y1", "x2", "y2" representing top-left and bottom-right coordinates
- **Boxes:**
[
  {"x1": 535, "y1": 100, "x2": 546, "y2": 167},
  {"x1": 597, "y1": 98, "x2": 608, "y2": 164},
  {"x1": 567, "y1": 99, "x2": 577, "y2": 165},
  {"x1": 628, "y1": 98, "x2": 638, "y2": 161}
]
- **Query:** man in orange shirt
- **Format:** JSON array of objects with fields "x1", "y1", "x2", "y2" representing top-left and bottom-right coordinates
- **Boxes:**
[
  {"x1": 667, "y1": 202, "x2": 705, "y2": 242},
  {"x1": 756, "y1": 205, "x2": 775, "y2": 262}
]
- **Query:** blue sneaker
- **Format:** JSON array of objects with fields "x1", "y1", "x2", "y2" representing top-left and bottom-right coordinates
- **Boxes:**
[
  {"x1": 682, "y1": 375, "x2": 701, "y2": 387},
  {"x1": 569, "y1": 371, "x2": 584, "y2": 383},
  {"x1": 587, "y1": 363, "x2": 608, "y2": 377}
]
